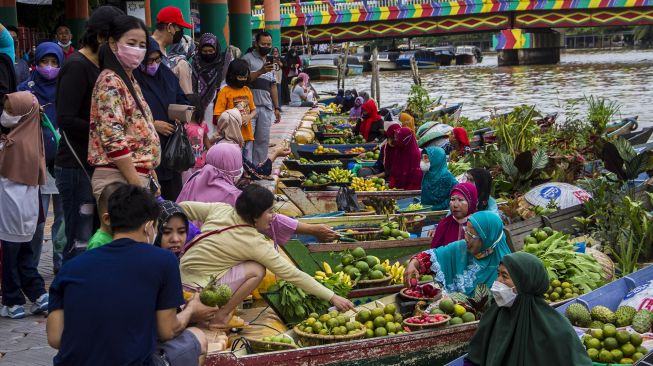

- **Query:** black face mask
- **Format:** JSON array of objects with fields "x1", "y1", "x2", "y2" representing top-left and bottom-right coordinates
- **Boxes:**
[
  {"x1": 259, "y1": 47, "x2": 271, "y2": 56},
  {"x1": 201, "y1": 52, "x2": 217, "y2": 62},
  {"x1": 172, "y1": 28, "x2": 183, "y2": 44},
  {"x1": 234, "y1": 79, "x2": 248, "y2": 88}
]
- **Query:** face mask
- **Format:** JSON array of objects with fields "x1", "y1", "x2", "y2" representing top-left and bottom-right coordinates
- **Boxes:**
[
  {"x1": 420, "y1": 161, "x2": 431, "y2": 172},
  {"x1": 116, "y1": 42, "x2": 146, "y2": 71},
  {"x1": 259, "y1": 46, "x2": 271, "y2": 56},
  {"x1": 171, "y1": 26, "x2": 183, "y2": 44},
  {"x1": 57, "y1": 40, "x2": 72, "y2": 48},
  {"x1": 144, "y1": 221, "x2": 156, "y2": 245},
  {"x1": 201, "y1": 52, "x2": 217, "y2": 62},
  {"x1": 233, "y1": 78, "x2": 248, "y2": 89},
  {"x1": 491, "y1": 280, "x2": 517, "y2": 307},
  {"x1": 36, "y1": 65, "x2": 60, "y2": 80},
  {"x1": 233, "y1": 167, "x2": 244, "y2": 183},
  {"x1": 144, "y1": 62, "x2": 159, "y2": 76},
  {"x1": 0, "y1": 111, "x2": 22, "y2": 128}
]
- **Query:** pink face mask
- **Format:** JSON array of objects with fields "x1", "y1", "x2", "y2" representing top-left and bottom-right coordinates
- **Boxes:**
[
  {"x1": 36, "y1": 65, "x2": 60, "y2": 80},
  {"x1": 116, "y1": 42, "x2": 146, "y2": 71}
]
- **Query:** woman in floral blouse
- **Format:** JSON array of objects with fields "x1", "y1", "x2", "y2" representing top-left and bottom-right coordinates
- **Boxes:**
[{"x1": 88, "y1": 15, "x2": 160, "y2": 200}]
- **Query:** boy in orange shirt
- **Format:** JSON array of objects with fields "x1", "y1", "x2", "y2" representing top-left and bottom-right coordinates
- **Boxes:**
[{"x1": 214, "y1": 59, "x2": 257, "y2": 159}]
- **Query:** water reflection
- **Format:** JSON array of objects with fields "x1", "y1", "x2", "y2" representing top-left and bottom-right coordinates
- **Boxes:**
[{"x1": 311, "y1": 49, "x2": 653, "y2": 125}]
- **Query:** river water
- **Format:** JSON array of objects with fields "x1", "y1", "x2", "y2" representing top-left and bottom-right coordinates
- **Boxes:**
[{"x1": 311, "y1": 49, "x2": 653, "y2": 126}]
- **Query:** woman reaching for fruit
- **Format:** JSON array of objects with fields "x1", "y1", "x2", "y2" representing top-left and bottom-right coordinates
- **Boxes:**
[
  {"x1": 178, "y1": 184, "x2": 355, "y2": 328},
  {"x1": 464, "y1": 252, "x2": 592, "y2": 366},
  {"x1": 430, "y1": 182, "x2": 478, "y2": 248},
  {"x1": 420, "y1": 147, "x2": 458, "y2": 210},
  {"x1": 404, "y1": 211, "x2": 511, "y2": 296}
]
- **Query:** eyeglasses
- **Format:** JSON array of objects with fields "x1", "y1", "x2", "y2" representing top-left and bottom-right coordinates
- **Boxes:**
[
  {"x1": 464, "y1": 229, "x2": 479, "y2": 240},
  {"x1": 146, "y1": 56, "x2": 162, "y2": 65}
]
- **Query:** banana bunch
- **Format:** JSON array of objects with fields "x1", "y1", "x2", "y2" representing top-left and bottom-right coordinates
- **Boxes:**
[
  {"x1": 327, "y1": 167, "x2": 353, "y2": 183},
  {"x1": 406, "y1": 203, "x2": 424, "y2": 211},
  {"x1": 381, "y1": 260, "x2": 406, "y2": 285},
  {"x1": 323, "y1": 103, "x2": 341, "y2": 113},
  {"x1": 313, "y1": 271, "x2": 352, "y2": 287},
  {"x1": 351, "y1": 177, "x2": 387, "y2": 192}
]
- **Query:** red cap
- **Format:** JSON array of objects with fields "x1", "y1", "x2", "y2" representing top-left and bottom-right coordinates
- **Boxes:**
[{"x1": 156, "y1": 6, "x2": 192, "y2": 29}]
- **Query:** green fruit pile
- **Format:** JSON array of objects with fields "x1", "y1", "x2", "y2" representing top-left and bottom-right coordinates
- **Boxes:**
[
  {"x1": 303, "y1": 174, "x2": 332, "y2": 187},
  {"x1": 199, "y1": 275, "x2": 232, "y2": 307},
  {"x1": 379, "y1": 221, "x2": 410, "y2": 241},
  {"x1": 523, "y1": 227, "x2": 555, "y2": 245},
  {"x1": 544, "y1": 279, "x2": 582, "y2": 303},
  {"x1": 260, "y1": 335, "x2": 296, "y2": 345},
  {"x1": 322, "y1": 137, "x2": 346, "y2": 144},
  {"x1": 347, "y1": 135, "x2": 366, "y2": 144},
  {"x1": 333, "y1": 247, "x2": 387, "y2": 282},
  {"x1": 581, "y1": 325, "x2": 647, "y2": 364},
  {"x1": 566, "y1": 303, "x2": 651, "y2": 332},
  {"x1": 296, "y1": 311, "x2": 364, "y2": 336},
  {"x1": 431, "y1": 299, "x2": 477, "y2": 325},
  {"x1": 299, "y1": 158, "x2": 341, "y2": 165},
  {"x1": 362, "y1": 150, "x2": 380, "y2": 160},
  {"x1": 356, "y1": 304, "x2": 405, "y2": 338}
]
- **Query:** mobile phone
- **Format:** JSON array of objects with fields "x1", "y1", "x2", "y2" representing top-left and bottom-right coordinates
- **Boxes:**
[{"x1": 266, "y1": 55, "x2": 274, "y2": 64}]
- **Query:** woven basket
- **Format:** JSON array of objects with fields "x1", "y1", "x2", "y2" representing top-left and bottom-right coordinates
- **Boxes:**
[
  {"x1": 355, "y1": 275, "x2": 393, "y2": 289},
  {"x1": 399, "y1": 288, "x2": 443, "y2": 302},
  {"x1": 390, "y1": 214, "x2": 427, "y2": 233},
  {"x1": 293, "y1": 326, "x2": 367, "y2": 347},
  {"x1": 403, "y1": 314, "x2": 451, "y2": 331},
  {"x1": 246, "y1": 336, "x2": 299, "y2": 353},
  {"x1": 336, "y1": 228, "x2": 383, "y2": 241},
  {"x1": 585, "y1": 247, "x2": 615, "y2": 282}
]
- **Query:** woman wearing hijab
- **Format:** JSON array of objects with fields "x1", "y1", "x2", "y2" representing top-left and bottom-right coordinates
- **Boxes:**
[
  {"x1": 430, "y1": 182, "x2": 477, "y2": 249},
  {"x1": 334, "y1": 89, "x2": 345, "y2": 108},
  {"x1": 383, "y1": 125, "x2": 423, "y2": 190},
  {"x1": 348, "y1": 96, "x2": 364, "y2": 122},
  {"x1": 212, "y1": 108, "x2": 289, "y2": 185},
  {"x1": 167, "y1": 34, "x2": 195, "y2": 95},
  {"x1": 465, "y1": 252, "x2": 592, "y2": 366},
  {"x1": 154, "y1": 200, "x2": 197, "y2": 256},
  {"x1": 404, "y1": 211, "x2": 511, "y2": 296},
  {"x1": 447, "y1": 127, "x2": 471, "y2": 155},
  {"x1": 354, "y1": 99, "x2": 384, "y2": 142},
  {"x1": 133, "y1": 37, "x2": 189, "y2": 201},
  {"x1": 192, "y1": 33, "x2": 230, "y2": 133},
  {"x1": 466, "y1": 168, "x2": 499, "y2": 214},
  {"x1": 177, "y1": 143, "x2": 338, "y2": 246},
  {"x1": 282, "y1": 47, "x2": 302, "y2": 105},
  {"x1": 17, "y1": 42, "x2": 65, "y2": 268},
  {"x1": 0, "y1": 91, "x2": 49, "y2": 319},
  {"x1": 420, "y1": 147, "x2": 458, "y2": 210}
]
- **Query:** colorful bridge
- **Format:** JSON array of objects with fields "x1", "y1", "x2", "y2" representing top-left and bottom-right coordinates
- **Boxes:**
[{"x1": 250, "y1": 0, "x2": 653, "y2": 44}]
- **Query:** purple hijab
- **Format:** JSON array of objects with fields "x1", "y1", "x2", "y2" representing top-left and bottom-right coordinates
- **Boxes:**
[{"x1": 349, "y1": 96, "x2": 364, "y2": 119}]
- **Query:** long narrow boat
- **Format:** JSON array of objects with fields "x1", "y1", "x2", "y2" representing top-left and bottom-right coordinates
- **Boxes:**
[{"x1": 282, "y1": 187, "x2": 422, "y2": 214}]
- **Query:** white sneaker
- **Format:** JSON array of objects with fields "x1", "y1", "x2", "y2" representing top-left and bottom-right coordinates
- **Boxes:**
[
  {"x1": 30, "y1": 293, "x2": 49, "y2": 315},
  {"x1": 0, "y1": 305, "x2": 26, "y2": 319}
]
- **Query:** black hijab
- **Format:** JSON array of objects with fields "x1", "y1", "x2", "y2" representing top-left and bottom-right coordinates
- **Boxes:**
[
  {"x1": 191, "y1": 33, "x2": 228, "y2": 118},
  {"x1": 468, "y1": 168, "x2": 493, "y2": 211}
]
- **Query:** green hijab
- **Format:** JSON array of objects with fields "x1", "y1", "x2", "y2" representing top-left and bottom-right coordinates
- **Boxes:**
[
  {"x1": 427, "y1": 211, "x2": 511, "y2": 296},
  {"x1": 420, "y1": 146, "x2": 458, "y2": 209},
  {"x1": 466, "y1": 252, "x2": 592, "y2": 366}
]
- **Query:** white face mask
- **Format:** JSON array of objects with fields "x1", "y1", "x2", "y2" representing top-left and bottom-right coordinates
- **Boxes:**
[
  {"x1": 0, "y1": 111, "x2": 22, "y2": 128},
  {"x1": 491, "y1": 280, "x2": 517, "y2": 307},
  {"x1": 420, "y1": 161, "x2": 431, "y2": 172},
  {"x1": 58, "y1": 40, "x2": 72, "y2": 48},
  {"x1": 233, "y1": 167, "x2": 244, "y2": 183}
]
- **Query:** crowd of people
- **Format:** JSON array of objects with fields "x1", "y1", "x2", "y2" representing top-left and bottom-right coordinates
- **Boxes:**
[{"x1": 0, "y1": 5, "x2": 586, "y2": 366}]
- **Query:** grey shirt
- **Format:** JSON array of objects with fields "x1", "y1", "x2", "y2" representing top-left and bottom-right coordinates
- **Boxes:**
[
  {"x1": 290, "y1": 85, "x2": 306, "y2": 107},
  {"x1": 242, "y1": 51, "x2": 276, "y2": 111}
]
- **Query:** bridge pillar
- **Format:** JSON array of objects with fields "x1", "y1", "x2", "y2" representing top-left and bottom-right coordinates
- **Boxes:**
[
  {"x1": 64, "y1": 0, "x2": 89, "y2": 48},
  {"x1": 0, "y1": 0, "x2": 17, "y2": 27},
  {"x1": 150, "y1": 0, "x2": 192, "y2": 36},
  {"x1": 264, "y1": 0, "x2": 281, "y2": 50},
  {"x1": 228, "y1": 0, "x2": 251, "y2": 54},
  {"x1": 199, "y1": 0, "x2": 229, "y2": 49},
  {"x1": 493, "y1": 29, "x2": 561, "y2": 66}
]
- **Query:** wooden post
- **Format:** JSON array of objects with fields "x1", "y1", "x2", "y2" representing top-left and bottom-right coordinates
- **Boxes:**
[
  {"x1": 410, "y1": 56, "x2": 421, "y2": 86},
  {"x1": 371, "y1": 46, "x2": 380, "y2": 106},
  {"x1": 342, "y1": 42, "x2": 350, "y2": 91}
]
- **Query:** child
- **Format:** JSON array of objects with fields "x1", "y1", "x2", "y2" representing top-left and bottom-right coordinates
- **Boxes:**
[
  {"x1": 86, "y1": 182, "x2": 122, "y2": 250},
  {"x1": 182, "y1": 97, "x2": 212, "y2": 184},
  {"x1": 214, "y1": 59, "x2": 257, "y2": 160}
]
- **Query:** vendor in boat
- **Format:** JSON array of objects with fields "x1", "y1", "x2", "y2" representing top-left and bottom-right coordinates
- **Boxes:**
[
  {"x1": 348, "y1": 96, "x2": 363, "y2": 122},
  {"x1": 399, "y1": 109, "x2": 416, "y2": 134},
  {"x1": 178, "y1": 184, "x2": 356, "y2": 328},
  {"x1": 341, "y1": 89, "x2": 357, "y2": 113},
  {"x1": 430, "y1": 183, "x2": 477, "y2": 248},
  {"x1": 382, "y1": 125, "x2": 423, "y2": 190},
  {"x1": 464, "y1": 252, "x2": 592, "y2": 366},
  {"x1": 177, "y1": 143, "x2": 338, "y2": 245},
  {"x1": 353, "y1": 99, "x2": 385, "y2": 142},
  {"x1": 465, "y1": 168, "x2": 499, "y2": 214},
  {"x1": 404, "y1": 211, "x2": 511, "y2": 296},
  {"x1": 446, "y1": 127, "x2": 471, "y2": 156},
  {"x1": 420, "y1": 147, "x2": 458, "y2": 210}
]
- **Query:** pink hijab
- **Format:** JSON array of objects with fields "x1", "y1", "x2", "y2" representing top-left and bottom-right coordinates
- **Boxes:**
[
  {"x1": 177, "y1": 143, "x2": 243, "y2": 205},
  {"x1": 431, "y1": 182, "x2": 478, "y2": 248}
]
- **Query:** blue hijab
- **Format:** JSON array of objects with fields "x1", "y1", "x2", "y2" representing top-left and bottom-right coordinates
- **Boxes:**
[
  {"x1": 420, "y1": 146, "x2": 458, "y2": 209},
  {"x1": 425, "y1": 211, "x2": 511, "y2": 296},
  {"x1": 0, "y1": 27, "x2": 15, "y2": 63}
]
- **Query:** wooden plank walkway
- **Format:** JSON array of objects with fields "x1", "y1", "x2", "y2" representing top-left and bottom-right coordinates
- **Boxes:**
[{"x1": 0, "y1": 107, "x2": 309, "y2": 364}]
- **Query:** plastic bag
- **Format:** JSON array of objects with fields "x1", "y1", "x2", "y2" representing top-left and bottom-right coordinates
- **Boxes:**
[
  {"x1": 620, "y1": 281, "x2": 653, "y2": 311},
  {"x1": 336, "y1": 186, "x2": 360, "y2": 213},
  {"x1": 162, "y1": 125, "x2": 195, "y2": 172}
]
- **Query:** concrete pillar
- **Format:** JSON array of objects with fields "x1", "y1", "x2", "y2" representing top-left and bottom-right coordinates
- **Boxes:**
[
  {"x1": 0, "y1": 0, "x2": 17, "y2": 27},
  {"x1": 493, "y1": 29, "x2": 560, "y2": 66},
  {"x1": 64, "y1": 0, "x2": 89, "y2": 48},
  {"x1": 150, "y1": 0, "x2": 192, "y2": 36},
  {"x1": 199, "y1": 0, "x2": 229, "y2": 49},
  {"x1": 228, "y1": 0, "x2": 252, "y2": 54},
  {"x1": 264, "y1": 0, "x2": 281, "y2": 49}
]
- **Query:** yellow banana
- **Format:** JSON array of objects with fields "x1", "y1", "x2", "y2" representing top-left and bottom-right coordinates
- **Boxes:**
[
  {"x1": 323, "y1": 262, "x2": 333, "y2": 275},
  {"x1": 315, "y1": 271, "x2": 327, "y2": 277}
]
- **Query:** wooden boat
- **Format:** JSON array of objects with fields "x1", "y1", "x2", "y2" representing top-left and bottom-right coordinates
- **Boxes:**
[
  {"x1": 424, "y1": 103, "x2": 463, "y2": 121},
  {"x1": 455, "y1": 46, "x2": 483, "y2": 65},
  {"x1": 305, "y1": 54, "x2": 364, "y2": 80},
  {"x1": 427, "y1": 46, "x2": 456, "y2": 66},
  {"x1": 396, "y1": 50, "x2": 440, "y2": 70},
  {"x1": 606, "y1": 116, "x2": 638, "y2": 137},
  {"x1": 622, "y1": 126, "x2": 653, "y2": 145},
  {"x1": 282, "y1": 187, "x2": 422, "y2": 215},
  {"x1": 377, "y1": 51, "x2": 401, "y2": 71}
]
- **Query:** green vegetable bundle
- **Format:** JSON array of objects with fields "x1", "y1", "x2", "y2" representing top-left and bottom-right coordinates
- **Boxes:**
[{"x1": 523, "y1": 231, "x2": 604, "y2": 292}]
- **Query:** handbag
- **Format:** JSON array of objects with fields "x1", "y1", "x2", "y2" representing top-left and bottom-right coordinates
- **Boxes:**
[
  {"x1": 168, "y1": 104, "x2": 195, "y2": 124},
  {"x1": 162, "y1": 124, "x2": 195, "y2": 172}
]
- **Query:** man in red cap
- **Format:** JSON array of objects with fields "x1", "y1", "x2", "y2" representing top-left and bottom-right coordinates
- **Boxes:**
[{"x1": 153, "y1": 6, "x2": 192, "y2": 68}]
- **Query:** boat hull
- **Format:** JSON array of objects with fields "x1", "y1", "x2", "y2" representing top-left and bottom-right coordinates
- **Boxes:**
[
  {"x1": 455, "y1": 54, "x2": 478, "y2": 65},
  {"x1": 282, "y1": 187, "x2": 422, "y2": 214},
  {"x1": 305, "y1": 64, "x2": 364, "y2": 80},
  {"x1": 378, "y1": 60, "x2": 400, "y2": 71},
  {"x1": 396, "y1": 59, "x2": 439, "y2": 69}
]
